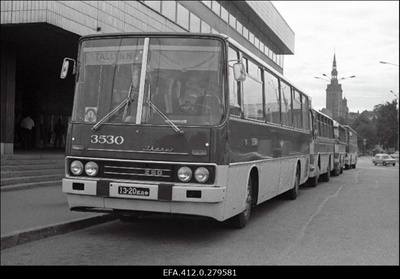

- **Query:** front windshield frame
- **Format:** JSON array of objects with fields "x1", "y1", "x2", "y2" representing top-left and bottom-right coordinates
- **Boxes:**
[{"x1": 71, "y1": 34, "x2": 227, "y2": 128}]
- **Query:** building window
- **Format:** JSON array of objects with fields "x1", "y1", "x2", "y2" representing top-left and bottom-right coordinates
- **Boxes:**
[
  {"x1": 190, "y1": 13, "x2": 201, "y2": 33},
  {"x1": 236, "y1": 20, "x2": 243, "y2": 35},
  {"x1": 229, "y1": 13, "x2": 236, "y2": 29},
  {"x1": 211, "y1": 1, "x2": 221, "y2": 15},
  {"x1": 249, "y1": 31, "x2": 254, "y2": 45},
  {"x1": 259, "y1": 41, "x2": 264, "y2": 53},
  {"x1": 201, "y1": 20, "x2": 211, "y2": 33},
  {"x1": 242, "y1": 26, "x2": 248, "y2": 40},
  {"x1": 162, "y1": 1, "x2": 176, "y2": 22},
  {"x1": 144, "y1": 0, "x2": 161, "y2": 13},
  {"x1": 202, "y1": 0, "x2": 211, "y2": 9},
  {"x1": 220, "y1": 5, "x2": 229, "y2": 23},
  {"x1": 254, "y1": 37, "x2": 260, "y2": 49},
  {"x1": 177, "y1": 3, "x2": 189, "y2": 30},
  {"x1": 211, "y1": 28, "x2": 219, "y2": 34}
]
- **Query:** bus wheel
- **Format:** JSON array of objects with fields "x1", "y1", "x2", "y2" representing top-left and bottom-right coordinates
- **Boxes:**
[
  {"x1": 227, "y1": 176, "x2": 253, "y2": 229},
  {"x1": 321, "y1": 164, "x2": 331, "y2": 182},
  {"x1": 308, "y1": 165, "x2": 319, "y2": 187},
  {"x1": 285, "y1": 165, "x2": 300, "y2": 200},
  {"x1": 332, "y1": 165, "x2": 340, "y2": 176}
]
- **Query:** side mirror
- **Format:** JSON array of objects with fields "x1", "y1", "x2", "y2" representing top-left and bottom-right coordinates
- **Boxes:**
[
  {"x1": 233, "y1": 62, "x2": 246, "y2": 82},
  {"x1": 60, "y1": 57, "x2": 76, "y2": 79}
]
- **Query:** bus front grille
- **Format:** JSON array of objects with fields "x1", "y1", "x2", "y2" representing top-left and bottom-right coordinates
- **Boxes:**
[{"x1": 103, "y1": 161, "x2": 173, "y2": 182}]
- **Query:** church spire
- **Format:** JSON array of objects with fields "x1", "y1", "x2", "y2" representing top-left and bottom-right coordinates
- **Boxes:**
[{"x1": 331, "y1": 52, "x2": 338, "y2": 81}]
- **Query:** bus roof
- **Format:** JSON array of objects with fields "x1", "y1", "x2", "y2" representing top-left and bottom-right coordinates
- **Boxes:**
[{"x1": 78, "y1": 32, "x2": 227, "y2": 42}]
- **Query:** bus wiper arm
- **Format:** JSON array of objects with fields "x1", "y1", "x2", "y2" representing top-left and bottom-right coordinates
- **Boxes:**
[
  {"x1": 92, "y1": 84, "x2": 134, "y2": 131},
  {"x1": 147, "y1": 100, "x2": 184, "y2": 135}
]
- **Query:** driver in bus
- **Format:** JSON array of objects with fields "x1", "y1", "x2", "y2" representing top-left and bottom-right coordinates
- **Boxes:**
[{"x1": 123, "y1": 64, "x2": 141, "y2": 122}]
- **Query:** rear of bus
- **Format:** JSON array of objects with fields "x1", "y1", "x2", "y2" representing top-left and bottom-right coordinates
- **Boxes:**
[{"x1": 332, "y1": 121, "x2": 346, "y2": 175}]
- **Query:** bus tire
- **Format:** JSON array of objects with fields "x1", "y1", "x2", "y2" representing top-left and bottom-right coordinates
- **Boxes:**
[
  {"x1": 332, "y1": 165, "x2": 340, "y2": 176},
  {"x1": 308, "y1": 165, "x2": 319, "y2": 187},
  {"x1": 285, "y1": 165, "x2": 300, "y2": 200},
  {"x1": 226, "y1": 176, "x2": 253, "y2": 229},
  {"x1": 321, "y1": 163, "x2": 331, "y2": 182}
]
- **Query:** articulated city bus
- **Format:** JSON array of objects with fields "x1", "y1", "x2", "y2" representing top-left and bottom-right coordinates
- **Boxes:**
[
  {"x1": 60, "y1": 32, "x2": 311, "y2": 228},
  {"x1": 333, "y1": 120, "x2": 346, "y2": 176},
  {"x1": 343, "y1": 125, "x2": 358, "y2": 169},
  {"x1": 307, "y1": 109, "x2": 335, "y2": 186}
]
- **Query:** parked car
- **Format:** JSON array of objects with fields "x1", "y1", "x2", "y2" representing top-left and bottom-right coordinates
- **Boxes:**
[
  {"x1": 372, "y1": 154, "x2": 396, "y2": 166},
  {"x1": 390, "y1": 151, "x2": 399, "y2": 159}
]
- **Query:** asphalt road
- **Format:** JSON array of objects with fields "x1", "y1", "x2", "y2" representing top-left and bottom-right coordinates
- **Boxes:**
[{"x1": 1, "y1": 156, "x2": 398, "y2": 266}]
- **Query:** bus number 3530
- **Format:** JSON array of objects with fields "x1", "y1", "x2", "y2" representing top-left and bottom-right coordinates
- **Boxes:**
[{"x1": 90, "y1": 135, "x2": 124, "y2": 145}]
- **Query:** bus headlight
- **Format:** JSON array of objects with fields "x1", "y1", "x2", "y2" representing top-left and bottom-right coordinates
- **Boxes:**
[
  {"x1": 194, "y1": 167, "x2": 209, "y2": 183},
  {"x1": 70, "y1": 160, "x2": 83, "y2": 175},
  {"x1": 177, "y1": 166, "x2": 192, "y2": 182},
  {"x1": 85, "y1": 161, "x2": 99, "y2": 176}
]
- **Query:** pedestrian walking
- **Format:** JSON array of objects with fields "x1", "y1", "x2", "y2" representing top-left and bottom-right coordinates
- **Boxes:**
[
  {"x1": 53, "y1": 119, "x2": 65, "y2": 149},
  {"x1": 21, "y1": 112, "x2": 35, "y2": 149}
]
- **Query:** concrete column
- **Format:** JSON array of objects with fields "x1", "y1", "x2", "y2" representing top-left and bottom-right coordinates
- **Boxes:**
[{"x1": 1, "y1": 43, "x2": 16, "y2": 154}]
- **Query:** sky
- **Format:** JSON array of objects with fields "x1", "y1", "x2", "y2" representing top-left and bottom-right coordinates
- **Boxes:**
[{"x1": 271, "y1": 1, "x2": 399, "y2": 113}]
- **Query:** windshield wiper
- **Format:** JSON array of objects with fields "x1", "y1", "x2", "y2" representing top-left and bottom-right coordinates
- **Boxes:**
[
  {"x1": 92, "y1": 83, "x2": 134, "y2": 131},
  {"x1": 147, "y1": 100, "x2": 184, "y2": 135}
]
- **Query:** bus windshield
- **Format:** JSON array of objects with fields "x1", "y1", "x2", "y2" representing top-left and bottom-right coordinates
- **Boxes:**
[{"x1": 72, "y1": 37, "x2": 225, "y2": 127}]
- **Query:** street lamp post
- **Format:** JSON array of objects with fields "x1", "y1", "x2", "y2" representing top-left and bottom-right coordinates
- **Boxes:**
[
  {"x1": 379, "y1": 61, "x2": 399, "y2": 67},
  {"x1": 314, "y1": 76, "x2": 330, "y2": 82},
  {"x1": 315, "y1": 74, "x2": 356, "y2": 82}
]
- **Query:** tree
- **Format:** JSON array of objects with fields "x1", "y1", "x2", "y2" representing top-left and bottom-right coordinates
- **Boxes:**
[
  {"x1": 374, "y1": 100, "x2": 399, "y2": 151},
  {"x1": 351, "y1": 110, "x2": 377, "y2": 151}
]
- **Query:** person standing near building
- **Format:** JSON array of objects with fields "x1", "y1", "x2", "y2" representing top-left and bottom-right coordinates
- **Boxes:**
[
  {"x1": 53, "y1": 118, "x2": 65, "y2": 149},
  {"x1": 20, "y1": 112, "x2": 35, "y2": 149}
]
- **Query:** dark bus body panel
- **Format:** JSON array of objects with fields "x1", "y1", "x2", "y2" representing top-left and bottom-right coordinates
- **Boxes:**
[
  {"x1": 229, "y1": 118, "x2": 310, "y2": 163},
  {"x1": 67, "y1": 123, "x2": 215, "y2": 163},
  {"x1": 343, "y1": 125, "x2": 358, "y2": 168}
]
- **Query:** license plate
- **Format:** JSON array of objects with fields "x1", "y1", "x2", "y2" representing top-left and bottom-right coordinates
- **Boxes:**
[{"x1": 118, "y1": 186, "x2": 150, "y2": 197}]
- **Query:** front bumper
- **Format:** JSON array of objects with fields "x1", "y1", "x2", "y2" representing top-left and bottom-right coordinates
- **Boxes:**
[{"x1": 62, "y1": 178, "x2": 226, "y2": 220}]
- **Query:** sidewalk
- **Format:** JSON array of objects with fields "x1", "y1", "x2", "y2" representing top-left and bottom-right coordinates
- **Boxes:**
[{"x1": 1, "y1": 149, "x2": 116, "y2": 250}]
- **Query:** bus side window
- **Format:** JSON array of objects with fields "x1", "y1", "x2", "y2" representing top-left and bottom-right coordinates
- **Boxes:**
[
  {"x1": 242, "y1": 60, "x2": 263, "y2": 120},
  {"x1": 280, "y1": 81, "x2": 292, "y2": 127},
  {"x1": 293, "y1": 90, "x2": 302, "y2": 129},
  {"x1": 264, "y1": 70, "x2": 280, "y2": 124}
]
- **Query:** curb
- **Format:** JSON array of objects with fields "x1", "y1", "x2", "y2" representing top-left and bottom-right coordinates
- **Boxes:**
[
  {"x1": 0, "y1": 181, "x2": 62, "y2": 192},
  {"x1": 1, "y1": 214, "x2": 117, "y2": 250}
]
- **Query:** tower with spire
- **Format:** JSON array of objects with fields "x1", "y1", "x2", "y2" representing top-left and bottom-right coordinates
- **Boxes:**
[{"x1": 322, "y1": 53, "x2": 349, "y2": 122}]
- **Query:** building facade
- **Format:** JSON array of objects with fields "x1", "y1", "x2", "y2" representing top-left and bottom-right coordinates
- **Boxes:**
[
  {"x1": 1, "y1": 0, "x2": 294, "y2": 154},
  {"x1": 322, "y1": 54, "x2": 349, "y2": 122}
]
